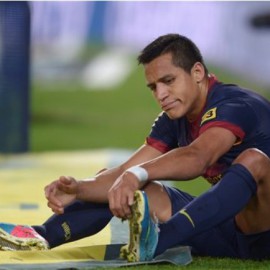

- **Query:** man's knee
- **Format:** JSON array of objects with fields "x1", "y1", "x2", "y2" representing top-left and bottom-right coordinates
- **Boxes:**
[
  {"x1": 143, "y1": 182, "x2": 172, "y2": 222},
  {"x1": 233, "y1": 148, "x2": 270, "y2": 183}
]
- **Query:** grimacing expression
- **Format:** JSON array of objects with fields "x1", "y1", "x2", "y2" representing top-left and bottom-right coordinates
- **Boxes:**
[{"x1": 144, "y1": 53, "x2": 205, "y2": 121}]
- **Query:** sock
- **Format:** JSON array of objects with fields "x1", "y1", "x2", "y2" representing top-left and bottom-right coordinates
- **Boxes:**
[
  {"x1": 155, "y1": 164, "x2": 257, "y2": 256},
  {"x1": 33, "y1": 200, "x2": 113, "y2": 248}
]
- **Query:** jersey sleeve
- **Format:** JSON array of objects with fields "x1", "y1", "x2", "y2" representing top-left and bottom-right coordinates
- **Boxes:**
[
  {"x1": 199, "y1": 102, "x2": 256, "y2": 142},
  {"x1": 146, "y1": 112, "x2": 179, "y2": 153}
]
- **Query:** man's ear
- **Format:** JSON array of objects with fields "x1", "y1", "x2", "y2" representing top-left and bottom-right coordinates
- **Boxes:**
[{"x1": 192, "y1": 62, "x2": 205, "y2": 83}]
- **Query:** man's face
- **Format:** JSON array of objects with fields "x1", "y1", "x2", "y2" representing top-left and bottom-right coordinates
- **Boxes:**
[{"x1": 144, "y1": 53, "x2": 203, "y2": 120}]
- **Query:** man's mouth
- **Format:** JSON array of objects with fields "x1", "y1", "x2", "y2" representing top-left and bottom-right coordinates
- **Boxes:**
[{"x1": 162, "y1": 100, "x2": 178, "y2": 111}]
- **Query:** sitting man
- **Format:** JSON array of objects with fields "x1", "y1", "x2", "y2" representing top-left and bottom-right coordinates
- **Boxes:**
[{"x1": 1, "y1": 33, "x2": 270, "y2": 262}]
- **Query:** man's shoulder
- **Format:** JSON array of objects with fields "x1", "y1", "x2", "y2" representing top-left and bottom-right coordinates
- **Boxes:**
[
  {"x1": 207, "y1": 82, "x2": 260, "y2": 107},
  {"x1": 211, "y1": 82, "x2": 247, "y2": 97}
]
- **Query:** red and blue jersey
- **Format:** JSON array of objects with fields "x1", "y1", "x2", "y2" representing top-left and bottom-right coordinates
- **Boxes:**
[{"x1": 146, "y1": 76, "x2": 270, "y2": 184}]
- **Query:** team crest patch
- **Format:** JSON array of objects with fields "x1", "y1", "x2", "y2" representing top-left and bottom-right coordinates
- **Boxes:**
[{"x1": 201, "y1": 107, "x2": 217, "y2": 125}]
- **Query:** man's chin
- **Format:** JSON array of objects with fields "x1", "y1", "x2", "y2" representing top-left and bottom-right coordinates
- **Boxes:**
[{"x1": 164, "y1": 111, "x2": 181, "y2": 120}]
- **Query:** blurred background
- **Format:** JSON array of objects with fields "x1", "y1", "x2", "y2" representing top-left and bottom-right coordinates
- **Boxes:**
[{"x1": 1, "y1": 1, "x2": 270, "y2": 154}]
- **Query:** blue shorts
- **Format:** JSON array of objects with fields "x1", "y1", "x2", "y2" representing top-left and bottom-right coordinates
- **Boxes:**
[{"x1": 163, "y1": 185, "x2": 270, "y2": 260}]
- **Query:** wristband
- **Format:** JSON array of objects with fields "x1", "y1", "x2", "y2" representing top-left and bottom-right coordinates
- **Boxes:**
[{"x1": 126, "y1": 166, "x2": 148, "y2": 182}]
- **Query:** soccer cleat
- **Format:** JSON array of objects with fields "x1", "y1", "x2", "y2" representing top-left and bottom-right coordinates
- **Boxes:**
[
  {"x1": 122, "y1": 190, "x2": 159, "y2": 262},
  {"x1": 0, "y1": 223, "x2": 49, "y2": 251}
]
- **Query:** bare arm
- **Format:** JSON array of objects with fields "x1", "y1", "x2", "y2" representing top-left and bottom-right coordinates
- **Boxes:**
[
  {"x1": 108, "y1": 127, "x2": 237, "y2": 217},
  {"x1": 76, "y1": 145, "x2": 163, "y2": 202},
  {"x1": 45, "y1": 144, "x2": 162, "y2": 214},
  {"x1": 141, "y1": 127, "x2": 236, "y2": 181}
]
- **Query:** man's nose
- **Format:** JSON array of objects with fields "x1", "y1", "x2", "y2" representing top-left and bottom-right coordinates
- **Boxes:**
[{"x1": 156, "y1": 85, "x2": 169, "y2": 101}]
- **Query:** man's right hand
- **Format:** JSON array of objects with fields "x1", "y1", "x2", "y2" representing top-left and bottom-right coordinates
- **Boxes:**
[{"x1": 44, "y1": 176, "x2": 79, "y2": 214}]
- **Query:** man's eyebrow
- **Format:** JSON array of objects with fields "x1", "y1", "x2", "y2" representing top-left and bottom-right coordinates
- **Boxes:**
[{"x1": 146, "y1": 74, "x2": 174, "y2": 87}]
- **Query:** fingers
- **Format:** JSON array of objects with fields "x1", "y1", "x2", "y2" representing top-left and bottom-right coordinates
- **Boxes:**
[
  {"x1": 109, "y1": 189, "x2": 132, "y2": 219},
  {"x1": 127, "y1": 192, "x2": 134, "y2": 206},
  {"x1": 44, "y1": 181, "x2": 63, "y2": 213},
  {"x1": 47, "y1": 200, "x2": 64, "y2": 215},
  {"x1": 44, "y1": 181, "x2": 59, "y2": 204},
  {"x1": 108, "y1": 174, "x2": 140, "y2": 219},
  {"x1": 46, "y1": 176, "x2": 74, "y2": 196},
  {"x1": 44, "y1": 176, "x2": 74, "y2": 214},
  {"x1": 59, "y1": 175, "x2": 73, "y2": 185},
  {"x1": 57, "y1": 176, "x2": 75, "y2": 194}
]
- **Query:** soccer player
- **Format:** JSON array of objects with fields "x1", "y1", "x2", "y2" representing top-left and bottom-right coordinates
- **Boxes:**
[{"x1": 1, "y1": 34, "x2": 270, "y2": 262}]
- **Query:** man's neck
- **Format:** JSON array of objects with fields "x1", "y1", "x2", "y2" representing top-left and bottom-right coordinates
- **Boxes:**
[{"x1": 187, "y1": 76, "x2": 210, "y2": 122}]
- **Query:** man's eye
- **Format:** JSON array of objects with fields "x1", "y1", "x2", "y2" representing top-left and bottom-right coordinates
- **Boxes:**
[
  {"x1": 165, "y1": 78, "x2": 174, "y2": 84},
  {"x1": 148, "y1": 85, "x2": 156, "y2": 91}
]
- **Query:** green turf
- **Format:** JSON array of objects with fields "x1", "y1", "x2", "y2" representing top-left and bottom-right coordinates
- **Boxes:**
[
  {"x1": 30, "y1": 64, "x2": 159, "y2": 151},
  {"x1": 107, "y1": 258, "x2": 270, "y2": 270},
  {"x1": 120, "y1": 258, "x2": 270, "y2": 269}
]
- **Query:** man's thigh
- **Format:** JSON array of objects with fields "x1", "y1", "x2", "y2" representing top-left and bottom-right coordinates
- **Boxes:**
[{"x1": 144, "y1": 182, "x2": 196, "y2": 222}]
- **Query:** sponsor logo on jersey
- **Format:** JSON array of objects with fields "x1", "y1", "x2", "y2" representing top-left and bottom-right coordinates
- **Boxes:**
[{"x1": 201, "y1": 107, "x2": 217, "y2": 125}]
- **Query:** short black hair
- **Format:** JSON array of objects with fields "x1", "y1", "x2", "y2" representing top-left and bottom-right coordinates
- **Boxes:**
[{"x1": 137, "y1": 33, "x2": 208, "y2": 74}]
